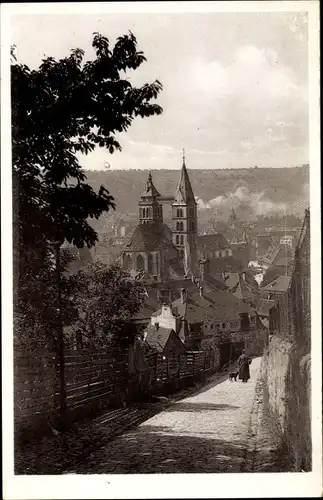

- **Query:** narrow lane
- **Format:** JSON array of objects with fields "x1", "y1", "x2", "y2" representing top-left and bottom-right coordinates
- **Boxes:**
[{"x1": 80, "y1": 358, "x2": 262, "y2": 474}]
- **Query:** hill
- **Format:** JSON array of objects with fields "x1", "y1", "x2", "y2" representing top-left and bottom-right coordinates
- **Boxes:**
[{"x1": 85, "y1": 165, "x2": 309, "y2": 222}]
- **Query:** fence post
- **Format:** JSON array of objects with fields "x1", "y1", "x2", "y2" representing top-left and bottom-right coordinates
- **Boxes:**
[{"x1": 55, "y1": 243, "x2": 67, "y2": 429}]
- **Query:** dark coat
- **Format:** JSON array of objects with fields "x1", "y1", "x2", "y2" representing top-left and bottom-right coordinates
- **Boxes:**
[{"x1": 238, "y1": 353, "x2": 251, "y2": 380}]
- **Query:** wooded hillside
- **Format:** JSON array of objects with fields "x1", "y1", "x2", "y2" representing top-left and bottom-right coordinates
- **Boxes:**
[{"x1": 85, "y1": 165, "x2": 309, "y2": 218}]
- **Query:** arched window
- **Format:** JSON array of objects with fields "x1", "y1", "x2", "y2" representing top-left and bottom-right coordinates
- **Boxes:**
[
  {"x1": 180, "y1": 235, "x2": 184, "y2": 245},
  {"x1": 176, "y1": 235, "x2": 180, "y2": 245},
  {"x1": 143, "y1": 208, "x2": 146, "y2": 218},
  {"x1": 123, "y1": 254, "x2": 132, "y2": 270},
  {"x1": 136, "y1": 254, "x2": 145, "y2": 271},
  {"x1": 148, "y1": 253, "x2": 154, "y2": 274},
  {"x1": 177, "y1": 208, "x2": 180, "y2": 218},
  {"x1": 180, "y1": 222, "x2": 184, "y2": 231},
  {"x1": 176, "y1": 222, "x2": 180, "y2": 231},
  {"x1": 180, "y1": 209, "x2": 183, "y2": 218}
]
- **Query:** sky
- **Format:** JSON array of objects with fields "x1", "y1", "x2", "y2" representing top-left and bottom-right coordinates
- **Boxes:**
[{"x1": 11, "y1": 10, "x2": 309, "y2": 170}]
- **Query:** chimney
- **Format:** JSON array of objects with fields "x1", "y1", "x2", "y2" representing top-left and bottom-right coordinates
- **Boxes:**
[
  {"x1": 180, "y1": 288, "x2": 187, "y2": 304},
  {"x1": 199, "y1": 286, "x2": 204, "y2": 298}
]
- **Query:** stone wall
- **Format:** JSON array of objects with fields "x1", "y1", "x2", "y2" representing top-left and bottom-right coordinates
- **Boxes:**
[
  {"x1": 261, "y1": 335, "x2": 311, "y2": 471},
  {"x1": 244, "y1": 328, "x2": 268, "y2": 356}
]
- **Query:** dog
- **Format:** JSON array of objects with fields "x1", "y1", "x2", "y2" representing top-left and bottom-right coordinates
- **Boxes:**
[{"x1": 228, "y1": 371, "x2": 238, "y2": 381}]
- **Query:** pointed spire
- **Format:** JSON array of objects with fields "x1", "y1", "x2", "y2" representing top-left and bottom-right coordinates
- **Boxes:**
[
  {"x1": 141, "y1": 171, "x2": 161, "y2": 198},
  {"x1": 174, "y1": 150, "x2": 196, "y2": 204}
]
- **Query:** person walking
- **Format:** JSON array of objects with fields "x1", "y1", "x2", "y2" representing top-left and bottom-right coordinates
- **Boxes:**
[{"x1": 238, "y1": 350, "x2": 252, "y2": 382}]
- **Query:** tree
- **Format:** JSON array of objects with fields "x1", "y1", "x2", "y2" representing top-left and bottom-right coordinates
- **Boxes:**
[
  {"x1": 71, "y1": 262, "x2": 146, "y2": 347},
  {"x1": 12, "y1": 31, "x2": 163, "y2": 341}
]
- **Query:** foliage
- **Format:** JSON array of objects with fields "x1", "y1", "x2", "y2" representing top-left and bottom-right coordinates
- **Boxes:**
[
  {"x1": 12, "y1": 31, "x2": 162, "y2": 249},
  {"x1": 70, "y1": 262, "x2": 146, "y2": 347},
  {"x1": 12, "y1": 31, "x2": 163, "y2": 345},
  {"x1": 14, "y1": 249, "x2": 78, "y2": 350}
]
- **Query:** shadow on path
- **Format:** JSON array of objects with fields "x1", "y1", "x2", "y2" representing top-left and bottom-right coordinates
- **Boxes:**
[
  {"x1": 81, "y1": 429, "x2": 250, "y2": 474},
  {"x1": 165, "y1": 402, "x2": 240, "y2": 412}
]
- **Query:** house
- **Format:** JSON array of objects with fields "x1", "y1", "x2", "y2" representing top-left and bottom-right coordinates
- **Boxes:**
[
  {"x1": 144, "y1": 324, "x2": 186, "y2": 359},
  {"x1": 260, "y1": 275, "x2": 291, "y2": 301},
  {"x1": 256, "y1": 298, "x2": 275, "y2": 329},
  {"x1": 197, "y1": 233, "x2": 232, "y2": 260},
  {"x1": 259, "y1": 244, "x2": 294, "y2": 270},
  {"x1": 221, "y1": 271, "x2": 259, "y2": 307},
  {"x1": 149, "y1": 285, "x2": 259, "y2": 366}
]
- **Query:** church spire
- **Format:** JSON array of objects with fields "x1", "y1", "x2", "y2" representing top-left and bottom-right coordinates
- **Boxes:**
[
  {"x1": 174, "y1": 150, "x2": 196, "y2": 204},
  {"x1": 138, "y1": 171, "x2": 163, "y2": 224}
]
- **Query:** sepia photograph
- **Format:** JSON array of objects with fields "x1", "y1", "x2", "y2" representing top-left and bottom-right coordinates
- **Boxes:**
[{"x1": 1, "y1": 1, "x2": 321, "y2": 498}]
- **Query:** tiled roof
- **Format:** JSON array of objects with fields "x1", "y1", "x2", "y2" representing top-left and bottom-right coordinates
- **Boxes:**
[
  {"x1": 262, "y1": 275, "x2": 291, "y2": 293},
  {"x1": 145, "y1": 326, "x2": 174, "y2": 352},
  {"x1": 123, "y1": 222, "x2": 175, "y2": 252},
  {"x1": 184, "y1": 291, "x2": 252, "y2": 323},
  {"x1": 256, "y1": 298, "x2": 275, "y2": 317},
  {"x1": 262, "y1": 245, "x2": 294, "y2": 267},
  {"x1": 133, "y1": 294, "x2": 161, "y2": 320},
  {"x1": 222, "y1": 272, "x2": 240, "y2": 289},
  {"x1": 207, "y1": 256, "x2": 243, "y2": 273},
  {"x1": 197, "y1": 233, "x2": 230, "y2": 251}
]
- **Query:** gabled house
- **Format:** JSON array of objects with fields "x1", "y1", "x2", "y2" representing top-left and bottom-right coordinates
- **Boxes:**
[{"x1": 144, "y1": 324, "x2": 186, "y2": 358}]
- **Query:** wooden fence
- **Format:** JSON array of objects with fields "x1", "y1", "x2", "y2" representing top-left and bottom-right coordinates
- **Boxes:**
[{"x1": 14, "y1": 346, "x2": 217, "y2": 437}]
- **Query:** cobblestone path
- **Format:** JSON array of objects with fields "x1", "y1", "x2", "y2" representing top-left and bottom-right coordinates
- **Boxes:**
[{"x1": 69, "y1": 356, "x2": 288, "y2": 474}]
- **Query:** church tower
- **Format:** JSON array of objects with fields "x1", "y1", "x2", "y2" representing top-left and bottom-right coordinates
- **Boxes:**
[
  {"x1": 172, "y1": 151, "x2": 197, "y2": 274},
  {"x1": 138, "y1": 172, "x2": 163, "y2": 224}
]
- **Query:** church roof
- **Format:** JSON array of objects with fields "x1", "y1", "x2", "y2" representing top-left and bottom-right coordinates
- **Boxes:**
[
  {"x1": 140, "y1": 172, "x2": 161, "y2": 199},
  {"x1": 173, "y1": 159, "x2": 196, "y2": 205},
  {"x1": 198, "y1": 233, "x2": 230, "y2": 251},
  {"x1": 123, "y1": 222, "x2": 175, "y2": 252}
]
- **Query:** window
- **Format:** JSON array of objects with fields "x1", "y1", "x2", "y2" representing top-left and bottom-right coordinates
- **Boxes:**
[
  {"x1": 222, "y1": 323, "x2": 226, "y2": 329},
  {"x1": 180, "y1": 222, "x2": 184, "y2": 231},
  {"x1": 180, "y1": 235, "x2": 184, "y2": 245},
  {"x1": 179, "y1": 249, "x2": 184, "y2": 259},
  {"x1": 148, "y1": 253, "x2": 154, "y2": 274},
  {"x1": 176, "y1": 235, "x2": 180, "y2": 244},
  {"x1": 136, "y1": 254, "x2": 145, "y2": 271}
]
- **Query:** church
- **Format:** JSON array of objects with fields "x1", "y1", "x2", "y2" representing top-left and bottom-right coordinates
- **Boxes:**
[{"x1": 121, "y1": 154, "x2": 198, "y2": 282}]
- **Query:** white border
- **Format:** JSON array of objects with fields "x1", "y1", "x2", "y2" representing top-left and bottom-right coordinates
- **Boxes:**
[{"x1": 1, "y1": 2, "x2": 321, "y2": 499}]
